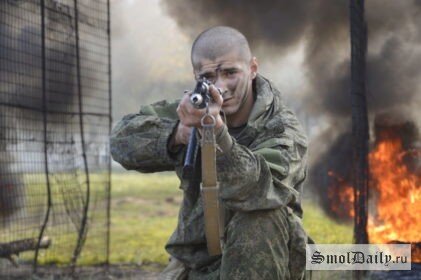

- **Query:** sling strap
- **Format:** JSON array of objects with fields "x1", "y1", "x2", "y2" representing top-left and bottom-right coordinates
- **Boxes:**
[{"x1": 201, "y1": 115, "x2": 224, "y2": 256}]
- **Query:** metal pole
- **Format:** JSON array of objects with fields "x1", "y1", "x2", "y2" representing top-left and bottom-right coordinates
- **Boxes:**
[
  {"x1": 34, "y1": 0, "x2": 53, "y2": 273},
  {"x1": 349, "y1": 0, "x2": 369, "y2": 278}
]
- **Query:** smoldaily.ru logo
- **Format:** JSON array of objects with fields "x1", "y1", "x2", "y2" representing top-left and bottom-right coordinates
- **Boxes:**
[{"x1": 306, "y1": 244, "x2": 411, "y2": 270}]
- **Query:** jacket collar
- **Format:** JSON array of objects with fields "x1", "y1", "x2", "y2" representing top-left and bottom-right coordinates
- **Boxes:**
[
  {"x1": 231, "y1": 74, "x2": 277, "y2": 146},
  {"x1": 248, "y1": 74, "x2": 276, "y2": 127}
]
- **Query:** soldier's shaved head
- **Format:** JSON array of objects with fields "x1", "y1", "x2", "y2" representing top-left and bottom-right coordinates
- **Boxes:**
[{"x1": 191, "y1": 26, "x2": 252, "y2": 69}]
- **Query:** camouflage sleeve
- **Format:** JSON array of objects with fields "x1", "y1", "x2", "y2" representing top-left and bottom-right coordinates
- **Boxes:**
[
  {"x1": 216, "y1": 109, "x2": 307, "y2": 212},
  {"x1": 110, "y1": 100, "x2": 182, "y2": 173}
]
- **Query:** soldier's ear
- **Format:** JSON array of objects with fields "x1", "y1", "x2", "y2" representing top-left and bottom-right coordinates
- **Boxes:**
[
  {"x1": 250, "y1": 57, "x2": 258, "y2": 79},
  {"x1": 192, "y1": 70, "x2": 199, "y2": 81}
]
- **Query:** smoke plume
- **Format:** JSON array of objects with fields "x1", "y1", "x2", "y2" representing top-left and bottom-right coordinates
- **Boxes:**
[
  {"x1": 111, "y1": 0, "x2": 193, "y2": 122},
  {"x1": 161, "y1": 0, "x2": 421, "y2": 118},
  {"x1": 161, "y1": 0, "x2": 421, "y2": 218},
  {"x1": 0, "y1": 1, "x2": 107, "y2": 223}
]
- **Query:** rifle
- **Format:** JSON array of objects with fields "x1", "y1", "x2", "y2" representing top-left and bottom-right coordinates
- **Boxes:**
[
  {"x1": 182, "y1": 79, "x2": 212, "y2": 179},
  {"x1": 181, "y1": 79, "x2": 224, "y2": 255}
]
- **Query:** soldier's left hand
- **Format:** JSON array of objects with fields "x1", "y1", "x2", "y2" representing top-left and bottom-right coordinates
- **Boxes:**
[{"x1": 177, "y1": 85, "x2": 224, "y2": 129}]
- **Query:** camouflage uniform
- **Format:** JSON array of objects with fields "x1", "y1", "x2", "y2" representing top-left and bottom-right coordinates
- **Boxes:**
[{"x1": 111, "y1": 74, "x2": 308, "y2": 279}]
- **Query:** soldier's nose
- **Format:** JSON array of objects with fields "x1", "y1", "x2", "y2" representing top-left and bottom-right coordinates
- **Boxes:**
[{"x1": 214, "y1": 78, "x2": 226, "y2": 93}]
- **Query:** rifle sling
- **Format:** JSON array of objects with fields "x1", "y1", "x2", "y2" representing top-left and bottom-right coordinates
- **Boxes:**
[{"x1": 201, "y1": 123, "x2": 224, "y2": 256}]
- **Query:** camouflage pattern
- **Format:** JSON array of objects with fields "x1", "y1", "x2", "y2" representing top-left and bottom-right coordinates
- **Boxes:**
[{"x1": 111, "y1": 74, "x2": 308, "y2": 279}]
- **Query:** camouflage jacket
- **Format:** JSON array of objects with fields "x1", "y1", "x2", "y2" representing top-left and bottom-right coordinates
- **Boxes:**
[{"x1": 111, "y1": 74, "x2": 308, "y2": 269}]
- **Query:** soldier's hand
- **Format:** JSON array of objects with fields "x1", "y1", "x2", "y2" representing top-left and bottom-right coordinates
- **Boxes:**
[
  {"x1": 173, "y1": 122, "x2": 192, "y2": 146},
  {"x1": 176, "y1": 85, "x2": 224, "y2": 129}
]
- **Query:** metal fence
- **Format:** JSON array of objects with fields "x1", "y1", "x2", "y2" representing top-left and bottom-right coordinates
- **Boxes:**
[{"x1": 0, "y1": 0, "x2": 111, "y2": 276}]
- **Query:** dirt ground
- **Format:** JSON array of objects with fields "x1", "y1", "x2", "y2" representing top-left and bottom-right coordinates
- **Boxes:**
[
  {"x1": 3, "y1": 263, "x2": 421, "y2": 279},
  {"x1": 0, "y1": 264, "x2": 161, "y2": 280}
]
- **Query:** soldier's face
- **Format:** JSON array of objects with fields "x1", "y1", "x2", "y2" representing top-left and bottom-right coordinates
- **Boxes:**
[{"x1": 193, "y1": 51, "x2": 257, "y2": 116}]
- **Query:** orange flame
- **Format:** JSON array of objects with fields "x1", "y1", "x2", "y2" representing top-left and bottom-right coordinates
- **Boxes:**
[
  {"x1": 327, "y1": 171, "x2": 355, "y2": 218},
  {"x1": 327, "y1": 137, "x2": 420, "y2": 262},
  {"x1": 368, "y1": 138, "x2": 421, "y2": 262}
]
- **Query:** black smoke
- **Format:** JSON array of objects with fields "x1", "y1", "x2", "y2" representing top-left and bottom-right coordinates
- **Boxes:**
[
  {"x1": 161, "y1": 0, "x2": 421, "y2": 219},
  {"x1": 0, "y1": 1, "x2": 105, "y2": 225},
  {"x1": 0, "y1": 16, "x2": 77, "y2": 113},
  {"x1": 308, "y1": 131, "x2": 353, "y2": 221},
  {"x1": 161, "y1": 0, "x2": 421, "y2": 118},
  {"x1": 0, "y1": 113, "x2": 24, "y2": 226}
]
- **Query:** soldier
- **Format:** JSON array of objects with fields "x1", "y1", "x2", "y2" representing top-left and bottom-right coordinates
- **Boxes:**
[{"x1": 111, "y1": 26, "x2": 308, "y2": 280}]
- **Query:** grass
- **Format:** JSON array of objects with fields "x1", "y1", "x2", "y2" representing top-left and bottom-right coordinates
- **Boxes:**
[
  {"x1": 109, "y1": 172, "x2": 182, "y2": 270},
  {"x1": 109, "y1": 172, "x2": 354, "y2": 271},
  {"x1": 302, "y1": 200, "x2": 353, "y2": 244},
  {"x1": 3, "y1": 171, "x2": 354, "y2": 277}
]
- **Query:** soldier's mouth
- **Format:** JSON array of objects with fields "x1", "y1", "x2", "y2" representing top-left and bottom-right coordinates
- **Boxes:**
[{"x1": 222, "y1": 97, "x2": 233, "y2": 105}]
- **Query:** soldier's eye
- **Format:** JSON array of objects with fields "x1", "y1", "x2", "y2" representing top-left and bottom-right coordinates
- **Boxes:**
[
  {"x1": 202, "y1": 75, "x2": 215, "y2": 83},
  {"x1": 225, "y1": 70, "x2": 237, "y2": 76}
]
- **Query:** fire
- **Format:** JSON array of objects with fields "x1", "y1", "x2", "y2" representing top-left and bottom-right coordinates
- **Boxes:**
[
  {"x1": 367, "y1": 138, "x2": 421, "y2": 261},
  {"x1": 327, "y1": 171, "x2": 355, "y2": 218},
  {"x1": 327, "y1": 137, "x2": 420, "y2": 261}
]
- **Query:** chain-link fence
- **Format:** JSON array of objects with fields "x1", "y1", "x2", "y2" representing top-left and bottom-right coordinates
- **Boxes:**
[{"x1": 0, "y1": 0, "x2": 111, "y2": 277}]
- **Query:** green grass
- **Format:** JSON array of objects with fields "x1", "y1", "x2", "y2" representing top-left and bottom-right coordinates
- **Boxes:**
[
  {"x1": 111, "y1": 172, "x2": 181, "y2": 199},
  {"x1": 109, "y1": 172, "x2": 182, "y2": 269},
  {"x1": 302, "y1": 201, "x2": 353, "y2": 244},
  {"x1": 109, "y1": 172, "x2": 353, "y2": 270},
  {"x1": 6, "y1": 171, "x2": 353, "y2": 275}
]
